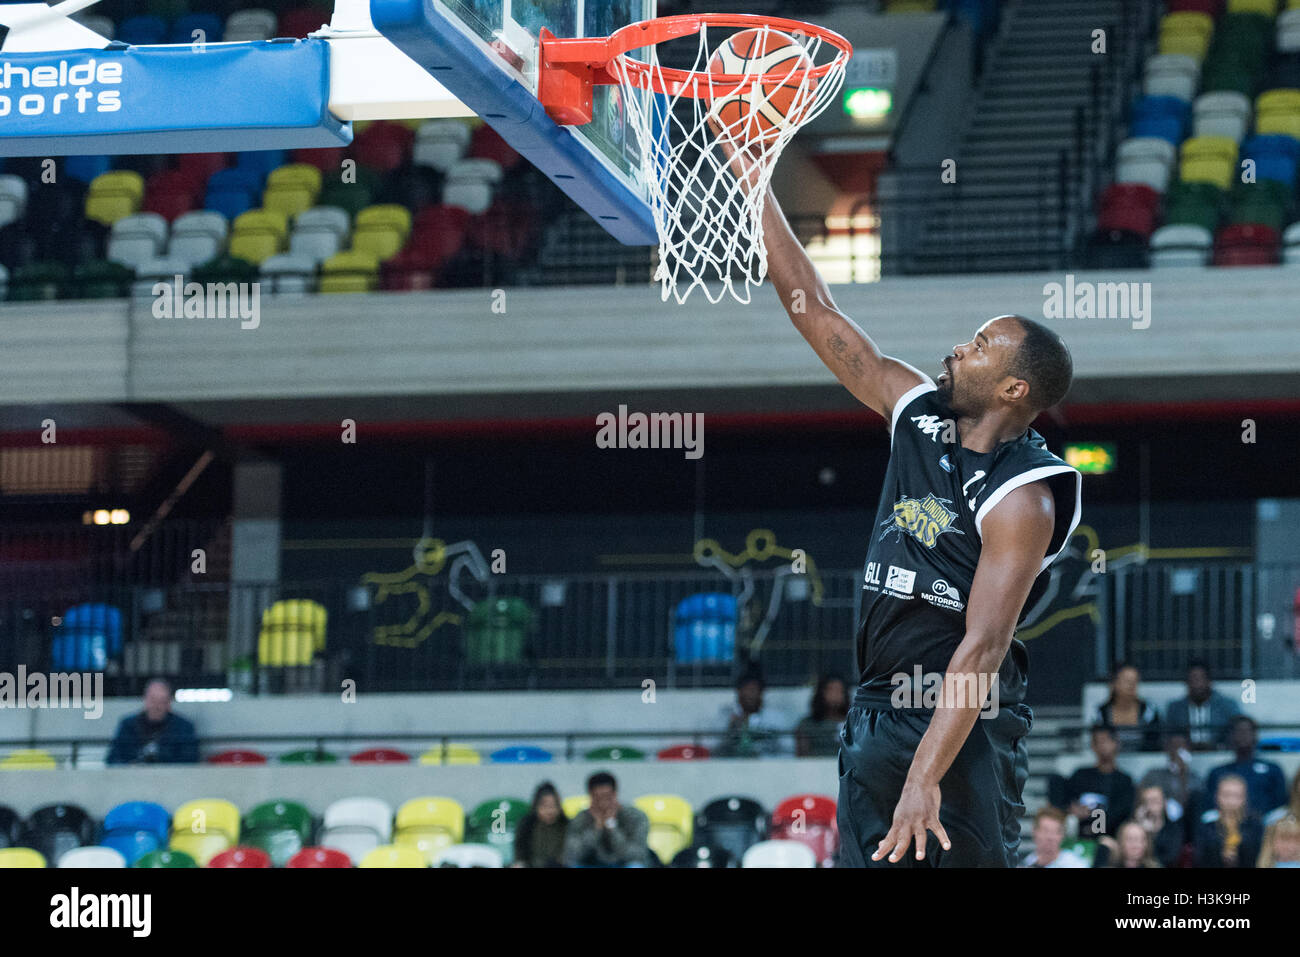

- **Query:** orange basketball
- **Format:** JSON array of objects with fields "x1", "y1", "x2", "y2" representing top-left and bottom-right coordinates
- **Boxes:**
[{"x1": 707, "y1": 28, "x2": 816, "y2": 144}]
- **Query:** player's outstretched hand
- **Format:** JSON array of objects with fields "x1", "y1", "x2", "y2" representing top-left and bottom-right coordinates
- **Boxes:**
[{"x1": 872, "y1": 780, "x2": 951, "y2": 863}]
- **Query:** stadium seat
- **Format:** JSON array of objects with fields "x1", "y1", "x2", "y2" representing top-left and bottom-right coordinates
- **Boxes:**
[
  {"x1": 171, "y1": 13, "x2": 224, "y2": 44},
  {"x1": 286, "y1": 847, "x2": 352, "y2": 868},
  {"x1": 27, "y1": 805, "x2": 95, "y2": 863},
  {"x1": 1284, "y1": 220, "x2": 1300, "y2": 261},
  {"x1": 117, "y1": 14, "x2": 168, "y2": 45},
  {"x1": 0, "y1": 848, "x2": 47, "y2": 868},
  {"x1": 0, "y1": 807, "x2": 27, "y2": 849},
  {"x1": 319, "y1": 250, "x2": 380, "y2": 292},
  {"x1": 562, "y1": 795, "x2": 591, "y2": 819},
  {"x1": 1179, "y1": 136, "x2": 1239, "y2": 190},
  {"x1": 1256, "y1": 88, "x2": 1300, "y2": 139},
  {"x1": 320, "y1": 798, "x2": 392, "y2": 865},
  {"x1": 101, "y1": 802, "x2": 169, "y2": 865},
  {"x1": 132, "y1": 256, "x2": 191, "y2": 298},
  {"x1": 350, "y1": 223, "x2": 405, "y2": 262},
  {"x1": 1130, "y1": 95, "x2": 1190, "y2": 144},
  {"x1": 352, "y1": 121, "x2": 415, "y2": 173},
  {"x1": 583, "y1": 745, "x2": 646, "y2": 761},
  {"x1": 771, "y1": 794, "x2": 838, "y2": 866},
  {"x1": 418, "y1": 744, "x2": 482, "y2": 765},
  {"x1": 358, "y1": 845, "x2": 426, "y2": 868},
  {"x1": 635, "y1": 795, "x2": 694, "y2": 864},
  {"x1": 434, "y1": 844, "x2": 504, "y2": 867},
  {"x1": 489, "y1": 745, "x2": 552, "y2": 763},
  {"x1": 258, "y1": 598, "x2": 326, "y2": 666},
  {"x1": 741, "y1": 839, "x2": 817, "y2": 868},
  {"x1": 672, "y1": 844, "x2": 737, "y2": 868},
  {"x1": 0, "y1": 749, "x2": 57, "y2": 769},
  {"x1": 1214, "y1": 222, "x2": 1280, "y2": 263},
  {"x1": 355, "y1": 203, "x2": 412, "y2": 240},
  {"x1": 465, "y1": 798, "x2": 529, "y2": 863},
  {"x1": 349, "y1": 747, "x2": 410, "y2": 764},
  {"x1": 1158, "y1": 12, "x2": 1215, "y2": 61},
  {"x1": 1281, "y1": 10, "x2": 1300, "y2": 51},
  {"x1": 192, "y1": 255, "x2": 259, "y2": 287},
  {"x1": 466, "y1": 597, "x2": 532, "y2": 665},
  {"x1": 267, "y1": 162, "x2": 324, "y2": 195},
  {"x1": 63, "y1": 155, "x2": 112, "y2": 184},
  {"x1": 169, "y1": 799, "x2": 240, "y2": 866},
  {"x1": 0, "y1": 175, "x2": 28, "y2": 229},
  {"x1": 414, "y1": 120, "x2": 473, "y2": 172},
  {"x1": 208, "y1": 846, "x2": 272, "y2": 868},
  {"x1": 468, "y1": 124, "x2": 523, "y2": 170},
  {"x1": 260, "y1": 253, "x2": 317, "y2": 295},
  {"x1": 279, "y1": 748, "x2": 338, "y2": 764},
  {"x1": 1192, "y1": 91, "x2": 1253, "y2": 141},
  {"x1": 1116, "y1": 137, "x2": 1178, "y2": 192},
  {"x1": 292, "y1": 146, "x2": 350, "y2": 174},
  {"x1": 1144, "y1": 54, "x2": 1201, "y2": 102},
  {"x1": 57, "y1": 846, "x2": 127, "y2": 868},
  {"x1": 135, "y1": 849, "x2": 198, "y2": 868},
  {"x1": 694, "y1": 796, "x2": 768, "y2": 861},
  {"x1": 1244, "y1": 133, "x2": 1300, "y2": 185},
  {"x1": 1150, "y1": 224, "x2": 1215, "y2": 266},
  {"x1": 279, "y1": 6, "x2": 332, "y2": 38},
  {"x1": 207, "y1": 748, "x2": 268, "y2": 765},
  {"x1": 1097, "y1": 183, "x2": 1160, "y2": 238},
  {"x1": 443, "y1": 158, "x2": 502, "y2": 214},
  {"x1": 225, "y1": 9, "x2": 277, "y2": 42},
  {"x1": 242, "y1": 800, "x2": 313, "y2": 867},
  {"x1": 657, "y1": 744, "x2": 711, "y2": 760},
  {"x1": 6, "y1": 262, "x2": 70, "y2": 302},
  {"x1": 674, "y1": 593, "x2": 737, "y2": 663}
]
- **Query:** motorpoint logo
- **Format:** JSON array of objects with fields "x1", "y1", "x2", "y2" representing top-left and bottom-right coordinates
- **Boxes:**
[{"x1": 0, "y1": 59, "x2": 123, "y2": 117}]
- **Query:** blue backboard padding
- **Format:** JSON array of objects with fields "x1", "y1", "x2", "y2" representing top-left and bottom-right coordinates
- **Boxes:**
[
  {"x1": 370, "y1": 0, "x2": 656, "y2": 245},
  {"x1": 0, "y1": 40, "x2": 350, "y2": 157}
]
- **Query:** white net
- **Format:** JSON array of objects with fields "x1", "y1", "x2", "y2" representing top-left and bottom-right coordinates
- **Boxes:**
[{"x1": 610, "y1": 21, "x2": 849, "y2": 304}]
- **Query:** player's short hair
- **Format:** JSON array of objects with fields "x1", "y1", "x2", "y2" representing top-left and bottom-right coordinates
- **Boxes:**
[
  {"x1": 586, "y1": 771, "x2": 617, "y2": 793},
  {"x1": 1006, "y1": 316, "x2": 1073, "y2": 411}
]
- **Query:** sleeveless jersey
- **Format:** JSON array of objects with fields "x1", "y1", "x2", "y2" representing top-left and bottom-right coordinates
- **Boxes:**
[{"x1": 855, "y1": 381, "x2": 1082, "y2": 707}]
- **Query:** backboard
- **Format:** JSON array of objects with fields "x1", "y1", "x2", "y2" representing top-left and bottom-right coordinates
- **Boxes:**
[{"x1": 370, "y1": 0, "x2": 658, "y2": 244}]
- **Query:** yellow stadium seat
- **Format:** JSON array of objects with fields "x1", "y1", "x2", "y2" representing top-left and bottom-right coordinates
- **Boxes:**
[
  {"x1": 351, "y1": 226, "x2": 404, "y2": 262},
  {"x1": 319, "y1": 250, "x2": 379, "y2": 293},
  {"x1": 886, "y1": 0, "x2": 937, "y2": 10},
  {"x1": 635, "y1": 794, "x2": 694, "y2": 865},
  {"x1": 85, "y1": 192, "x2": 138, "y2": 226},
  {"x1": 358, "y1": 845, "x2": 426, "y2": 868},
  {"x1": 228, "y1": 232, "x2": 282, "y2": 265},
  {"x1": 562, "y1": 795, "x2": 590, "y2": 819},
  {"x1": 0, "y1": 848, "x2": 47, "y2": 867},
  {"x1": 258, "y1": 599, "x2": 326, "y2": 666},
  {"x1": 263, "y1": 184, "x2": 315, "y2": 220},
  {"x1": 266, "y1": 163, "x2": 323, "y2": 195},
  {"x1": 1181, "y1": 135, "x2": 1239, "y2": 162},
  {"x1": 1161, "y1": 11, "x2": 1215, "y2": 40},
  {"x1": 395, "y1": 797, "x2": 464, "y2": 865},
  {"x1": 1227, "y1": 0, "x2": 1277, "y2": 13},
  {"x1": 0, "y1": 748, "x2": 57, "y2": 769},
  {"x1": 1179, "y1": 156, "x2": 1235, "y2": 189},
  {"x1": 1257, "y1": 89, "x2": 1300, "y2": 114},
  {"x1": 1258, "y1": 111, "x2": 1300, "y2": 138},
  {"x1": 1159, "y1": 31, "x2": 1211, "y2": 59},
  {"x1": 232, "y1": 208, "x2": 289, "y2": 241},
  {"x1": 170, "y1": 798, "x2": 239, "y2": 866},
  {"x1": 88, "y1": 170, "x2": 145, "y2": 202},
  {"x1": 418, "y1": 744, "x2": 481, "y2": 765},
  {"x1": 355, "y1": 203, "x2": 413, "y2": 239}
]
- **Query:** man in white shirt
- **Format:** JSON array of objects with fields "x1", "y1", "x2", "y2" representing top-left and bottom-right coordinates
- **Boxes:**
[{"x1": 1020, "y1": 807, "x2": 1090, "y2": 868}]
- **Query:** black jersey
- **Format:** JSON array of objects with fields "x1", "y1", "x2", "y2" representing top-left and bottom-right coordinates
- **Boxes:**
[{"x1": 855, "y1": 381, "x2": 1081, "y2": 706}]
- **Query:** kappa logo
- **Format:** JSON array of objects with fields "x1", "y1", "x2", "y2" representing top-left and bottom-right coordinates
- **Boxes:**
[
  {"x1": 910, "y1": 414, "x2": 951, "y2": 442},
  {"x1": 922, "y1": 578, "x2": 966, "y2": 612},
  {"x1": 939, "y1": 454, "x2": 953, "y2": 473},
  {"x1": 879, "y1": 492, "x2": 965, "y2": 549}
]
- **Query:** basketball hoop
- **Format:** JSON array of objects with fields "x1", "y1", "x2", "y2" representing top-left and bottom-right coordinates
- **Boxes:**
[{"x1": 538, "y1": 15, "x2": 853, "y2": 304}]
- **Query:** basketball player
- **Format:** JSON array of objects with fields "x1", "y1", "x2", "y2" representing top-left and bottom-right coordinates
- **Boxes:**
[{"x1": 759, "y1": 186, "x2": 1082, "y2": 867}]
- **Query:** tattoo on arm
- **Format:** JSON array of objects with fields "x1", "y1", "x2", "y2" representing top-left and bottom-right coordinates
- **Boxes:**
[{"x1": 827, "y1": 333, "x2": 868, "y2": 379}]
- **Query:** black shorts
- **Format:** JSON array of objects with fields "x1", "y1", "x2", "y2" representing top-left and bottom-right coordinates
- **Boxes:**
[{"x1": 835, "y1": 701, "x2": 1032, "y2": 868}]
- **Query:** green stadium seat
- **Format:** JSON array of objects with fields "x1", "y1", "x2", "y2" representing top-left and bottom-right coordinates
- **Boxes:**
[{"x1": 242, "y1": 800, "x2": 314, "y2": 867}]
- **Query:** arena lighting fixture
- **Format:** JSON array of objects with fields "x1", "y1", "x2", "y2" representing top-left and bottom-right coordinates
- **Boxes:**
[
  {"x1": 174, "y1": 688, "x2": 233, "y2": 703},
  {"x1": 843, "y1": 86, "x2": 892, "y2": 121},
  {"x1": 1063, "y1": 443, "x2": 1117, "y2": 475},
  {"x1": 85, "y1": 508, "x2": 130, "y2": 525}
]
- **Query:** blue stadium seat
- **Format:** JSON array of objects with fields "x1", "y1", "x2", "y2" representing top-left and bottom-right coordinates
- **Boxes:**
[
  {"x1": 63, "y1": 156, "x2": 113, "y2": 184},
  {"x1": 1243, "y1": 134, "x2": 1300, "y2": 190},
  {"x1": 101, "y1": 801, "x2": 170, "y2": 866},
  {"x1": 237, "y1": 151, "x2": 289, "y2": 181},
  {"x1": 117, "y1": 15, "x2": 169, "y2": 46},
  {"x1": 673, "y1": 593, "x2": 736, "y2": 664},
  {"x1": 489, "y1": 746, "x2": 552, "y2": 763},
  {"x1": 170, "y1": 13, "x2": 225, "y2": 44},
  {"x1": 1130, "y1": 96, "x2": 1191, "y2": 144}
]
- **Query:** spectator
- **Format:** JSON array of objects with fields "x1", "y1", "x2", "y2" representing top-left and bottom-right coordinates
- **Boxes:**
[
  {"x1": 1020, "y1": 807, "x2": 1089, "y2": 868},
  {"x1": 1258, "y1": 814, "x2": 1300, "y2": 868},
  {"x1": 1093, "y1": 662, "x2": 1160, "y2": 752},
  {"x1": 1111, "y1": 819, "x2": 1161, "y2": 868},
  {"x1": 1204, "y1": 716, "x2": 1288, "y2": 818},
  {"x1": 512, "y1": 781, "x2": 568, "y2": 868},
  {"x1": 717, "y1": 667, "x2": 788, "y2": 757},
  {"x1": 1133, "y1": 784, "x2": 1185, "y2": 868},
  {"x1": 106, "y1": 678, "x2": 198, "y2": 765},
  {"x1": 562, "y1": 771, "x2": 652, "y2": 867},
  {"x1": 1162, "y1": 659, "x2": 1240, "y2": 751},
  {"x1": 1264, "y1": 769, "x2": 1300, "y2": 828},
  {"x1": 1060, "y1": 725, "x2": 1135, "y2": 839},
  {"x1": 1139, "y1": 732, "x2": 1204, "y2": 827},
  {"x1": 1194, "y1": 774, "x2": 1263, "y2": 868},
  {"x1": 795, "y1": 675, "x2": 849, "y2": 757}
]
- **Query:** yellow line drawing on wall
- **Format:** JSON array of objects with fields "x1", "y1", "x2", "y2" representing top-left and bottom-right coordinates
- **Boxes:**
[
  {"x1": 693, "y1": 528, "x2": 826, "y2": 605},
  {"x1": 360, "y1": 537, "x2": 488, "y2": 649}
]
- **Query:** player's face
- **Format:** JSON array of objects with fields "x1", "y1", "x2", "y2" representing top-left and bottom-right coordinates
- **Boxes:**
[{"x1": 936, "y1": 317, "x2": 1024, "y2": 416}]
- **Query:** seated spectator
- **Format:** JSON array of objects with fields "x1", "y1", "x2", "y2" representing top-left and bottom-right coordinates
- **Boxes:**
[
  {"x1": 1060, "y1": 725, "x2": 1135, "y2": 839},
  {"x1": 1133, "y1": 784, "x2": 1185, "y2": 868},
  {"x1": 1195, "y1": 774, "x2": 1263, "y2": 868},
  {"x1": 1264, "y1": 769, "x2": 1300, "y2": 828},
  {"x1": 1139, "y1": 732, "x2": 1203, "y2": 828},
  {"x1": 512, "y1": 781, "x2": 568, "y2": 868},
  {"x1": 106, "y1": 678, "x2": 198, "y2": 765},
  {"x1": 1020, "y1": 807, "x2": 1089, "y2": 868},
  {"x1": 1093, "y1": 662, "x2": 1160, "y2": 752},
  {"x1": 1258, "y1": 814, "x2": 1300, "y2": 868},
  {"x1": 1111, "y1": 819, "x2": 1161, "y2": 868},
  {"x1": 1162, "y1": 659, "x2": 1240, "y2": 751},
  {"x1": 562, "y1": 771, "x2": 652, "y2": 867},
  {"x1": 1204, "y1": 716, "x2": 1288, "y2": 818},
  {"x1": 795, "y1": 675, "x2": 848, "y2": 757},
  {"x1": 717, "y1": 667, "x2": 788, "y2": 757}
]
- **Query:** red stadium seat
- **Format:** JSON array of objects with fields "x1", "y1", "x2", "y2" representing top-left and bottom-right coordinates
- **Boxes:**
[
  {"x1": 177, "y1": 152, "x2": 231, "y2": 184},
  {"x1": 207, "y1": 749, "x2": 268, "y2": 764},
  {"x1": 287, "y1": 847, "x2": 352, "y2": 868},
  {"x1": 351, "y1": 122, "x2": 415, "y2": 173},
  {"x1": 278, "y1": 6, "x2": 331, "y2": 38},
  {"x1": 1213, "y1": 223, "x2": 1279, "y2": 266},
  {"x1": 292, "y1": 147, "x2": 350, "y2": 174},
  {"x1": 142, "y1": 189, "x2": 195, "y2": 222},
  {"x1": 381, "y1": 245, "x2": 441, "y2": 290},
  {"x1": 771, "y1": 794, "x2": 838, "y2": 866},
  {"x1": 467, "y1": 124, "x2": 522, "y2": 170},
  {"x1": 656, "y1": 744, "x2": 711, "y2": 761},
  {"x1": 1097, "y1": 183, "x2": 1159, "y2": 238},
  {"x1": 208, "y1": 846, "x2": 272, "y2": 868},
  {"x1": 349, "y1": 747, "x2": 411, "y2": 764},
  {"x1": 1166, "y1": 0, "x2": 1222, "y2": 15},
  {"x1": 468, "y1": 199, "x2": 537, "y2": 260},
  {"x1": 412, "y1": 204, "x2": 470, "y2": 260}
]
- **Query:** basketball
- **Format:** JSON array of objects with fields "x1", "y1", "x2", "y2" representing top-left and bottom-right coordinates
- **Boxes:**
[{"x1": 707, "y1": 28, "x2": 817, "y2": 144}]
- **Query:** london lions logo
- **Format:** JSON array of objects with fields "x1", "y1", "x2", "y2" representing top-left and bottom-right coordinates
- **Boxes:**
[
  {"x1": 879, "y1": 492, "x2": 965, "y2": 548},
  {"x1": 922, "y1": 578, "x2": 966, "y2": 612}
]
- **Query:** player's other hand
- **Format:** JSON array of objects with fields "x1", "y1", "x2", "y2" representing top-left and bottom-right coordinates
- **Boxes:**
[{"x1": 872, "y1": 780, "x2": 951, "y2": 863}]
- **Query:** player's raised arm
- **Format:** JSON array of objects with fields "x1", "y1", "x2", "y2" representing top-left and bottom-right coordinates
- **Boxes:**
[{"x1": 760, "y1": 187, "x2": 928, "y2": 423}]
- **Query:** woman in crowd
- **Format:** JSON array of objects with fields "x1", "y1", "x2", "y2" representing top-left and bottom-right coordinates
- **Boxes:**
[
  {"x1": 1093, "y1": 662, "x2": 1161, "y2": 752},
  {"x1": 1133, "y1": 784, "x2": 1186, "y2": 868},
  {"x1": 1195, "y1": 774, "x2": 1263, "y2": 868},
  {"x1": 1258, "y1": 814, "x2": 1300, "y2": 867},
  {"x1": 512, "y1": 781, "x2": 568, "y2": 868},
  {"x1": 795, "y1": 675, "x2": 849, "y2": 757},
  {"x1": 1111, "y1": 819, "x2": 1162, "y2": 868}
]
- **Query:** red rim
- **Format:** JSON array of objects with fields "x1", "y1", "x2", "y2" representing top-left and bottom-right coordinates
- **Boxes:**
[{"x1": 603, "y1": 14, "x2": 853, "y2": 98}]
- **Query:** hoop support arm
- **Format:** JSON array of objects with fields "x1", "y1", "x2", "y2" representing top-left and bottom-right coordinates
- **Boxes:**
[{"x1": 538, "y1": 29, "x2": 618, "y2": 126}]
